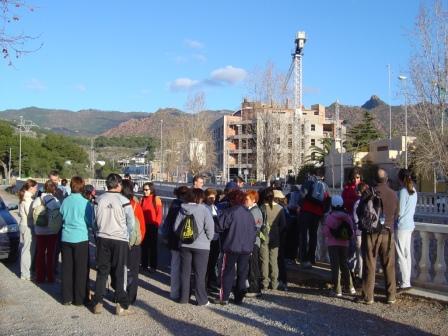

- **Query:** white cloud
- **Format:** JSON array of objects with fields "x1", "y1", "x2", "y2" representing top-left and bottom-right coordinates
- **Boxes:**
[
  {"x1": 25, "y1": 78, "x2": 46, "y2": 92},
  {"x1": 74, "y1": 84, "x2": 87, "y2": 92},
  {"x1": 184, "y1": 39, "x2": 204, "y2": 49},
  {"x1": 193, "y1": 53, "x2": 207, "y2": 62},
  {"x1": 210, "y1": 66, "x2": 247, "y2": 85},
  {"x1": 169, "y1": 77, "x2": 200, "y2": 91}
]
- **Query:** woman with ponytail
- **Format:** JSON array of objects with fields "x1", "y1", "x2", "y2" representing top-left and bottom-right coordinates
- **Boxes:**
[
  {"x1": 396, "y1": 168, "x2": 417, "y2": 292},
  {"x1": 18, "y1": 179, "x2": 38, "y2": 280}
]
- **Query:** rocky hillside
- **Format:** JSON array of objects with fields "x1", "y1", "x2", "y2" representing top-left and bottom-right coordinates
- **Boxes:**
[
  {"x1": 102, "y1": 108, "x2": 233, "y2": 137},
  {"x1": 326, "y1": 95, "x2": 409, "y2": 136}
]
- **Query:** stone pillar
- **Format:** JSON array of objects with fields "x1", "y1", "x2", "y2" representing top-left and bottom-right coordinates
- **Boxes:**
[
  {"x1": 417, "y1": 231, "x2": 432, "y2": 283},
  {"x1": 433, "y1": 232, "x2": 447, "y2": 285}
]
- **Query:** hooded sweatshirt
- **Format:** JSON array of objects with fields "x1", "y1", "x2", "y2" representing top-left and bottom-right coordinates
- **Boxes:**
[
  {"x1": 323, "y1": 210, "x2": 354, "y2": 247},
  {"x1": 174, "y1": 203, "x2": 214, "y2": 250},
  {"x1": 217, "y1": 205, "x2": 257, "y2": 254}
]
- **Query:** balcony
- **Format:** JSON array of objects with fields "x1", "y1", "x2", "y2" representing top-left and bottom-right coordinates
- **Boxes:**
[
  {"x1": 227, "y1": 133, "x2": 254, "y2": 140},
  {"x1": 228, "y1": 148, "x2": 254, "y2": 154},
  {"x1": 228, "y1": 163, "x2": 253, "y2": 169}
]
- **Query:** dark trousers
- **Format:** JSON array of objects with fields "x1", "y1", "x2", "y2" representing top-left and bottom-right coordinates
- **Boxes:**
[
  {"x1": 93, "y1": 237, "x2": 129, "y2": 309},
  {"x1": 220, "y1": 252, "x2": 250, "y2": 302},
  {"x1": 61, "y1": 241, "x2": 89, "y2": 305},
  {"x1": 299, "y1": 211, "x2": 321, "y2": 263},
  {"x1": 141, "y1": 224, "x2": 158, "y2": 270},
  {"x1": 248, "y1": 245, "x2": 261, "y2": 293},
  {"x1": 206, "y1": 239, "x2": 220, "y2": 288},
  {"x1": 285, "y1": 215, "x2": 300, "y2": 260},
  {"x1": 278, "y1": 241, "x2": 287, "y2": 285},
  {"x1": 328, "y1": 245, "x2": 353, "y2": 293},
  {"x1": 180, "y1": 247, "x2": 209, "y2": 305},
  {"x1": 36, "y1": 234, "x2": 58, "y2": 283},
  {"x1": 361, "y1": 231, "x2": 396, "y2": 302},
  {"x1": 127, "y1": 245, "x2": 141, "y2": 304}
]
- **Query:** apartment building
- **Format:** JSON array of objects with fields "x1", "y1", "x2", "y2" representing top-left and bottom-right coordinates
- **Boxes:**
[{"x1": 211, "y1": 99, "x2": 342, "y2": 182}]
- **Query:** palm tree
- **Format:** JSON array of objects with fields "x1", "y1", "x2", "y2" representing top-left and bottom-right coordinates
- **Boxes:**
[{"x1": 305, "y1": 137, "x2": 334, "y2": 166}]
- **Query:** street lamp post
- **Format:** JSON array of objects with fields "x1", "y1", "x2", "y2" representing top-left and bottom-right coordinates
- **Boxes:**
[
  {"x1": 398, "y1": 75, "x2": 408, "y2": 169},
  {"x1": 160, "y1": 119, "x2": 163, "y2": 181}
]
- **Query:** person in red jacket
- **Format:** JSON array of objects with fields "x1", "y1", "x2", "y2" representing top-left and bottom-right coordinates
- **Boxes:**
[
  {"x1": 121, "y1": 180, "x2": 146, "y2": 304},
  {"x1": 341, "y1": 167, "x2": 362, "y2": 216},
  {"x1": 140, "y1": 182, "x2": 162, "y2": 272}
]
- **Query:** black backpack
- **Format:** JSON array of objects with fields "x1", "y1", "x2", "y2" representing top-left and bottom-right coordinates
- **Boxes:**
[
  {"x1": 330, "y1": 219, "x2": 353, "y2": 240},
  {"x1": 356, "y1": 187, "x2": 386, "y2": 233},
  {"x1": 177, "y1": 214, "x2": 199, "y2": 244}
]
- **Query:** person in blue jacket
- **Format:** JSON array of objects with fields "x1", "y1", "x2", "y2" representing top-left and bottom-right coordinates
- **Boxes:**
[{"x1": 214, "y1": 189, "x2": 257, "y2": 305}]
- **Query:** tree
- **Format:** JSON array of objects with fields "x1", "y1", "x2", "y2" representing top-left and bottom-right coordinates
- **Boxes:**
[
  {"x1": 1, "y1": 1, "x2": 41, "y2": 66},
  {"x1": 182, "y1": 92, "x2": 216, "y2": 176},
  {"x1": 306, "y1": 137, "x2": 334, "y2": 166},
  {"x1": 407, "y1": 0, "x2": 448, "y2": 180},
  {"x1": 245, "y1": 62, "x2": 292, "y2": 183},
  {"x1": 255, "y1": 110, "x2": 289, "y2": 183},
  {"x1": 345, "y1": 111, "x2": 381, "y2": 155}
]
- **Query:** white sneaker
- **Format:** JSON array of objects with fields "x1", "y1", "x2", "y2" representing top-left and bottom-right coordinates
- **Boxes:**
[{"x1": 349, "y1": 287, "x2": 357, "y2": 295}]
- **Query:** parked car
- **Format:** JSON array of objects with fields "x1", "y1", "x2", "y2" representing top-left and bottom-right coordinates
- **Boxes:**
[{"x1": 0, "y1": 197, "x2": 19, "y2": 262}]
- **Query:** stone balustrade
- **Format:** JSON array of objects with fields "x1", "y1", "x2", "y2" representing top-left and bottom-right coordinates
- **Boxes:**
[{"x1": 316, "y1": 221, "x2": 448, "y2": 292}]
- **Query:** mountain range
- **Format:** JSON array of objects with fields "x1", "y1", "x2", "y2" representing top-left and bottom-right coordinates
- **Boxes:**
[{"x1": 0, "y1": 96, "x2": 408, "y2": 138}]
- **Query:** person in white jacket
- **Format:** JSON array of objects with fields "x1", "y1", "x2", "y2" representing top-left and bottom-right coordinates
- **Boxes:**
[{"x1": 18, "y1": 179, "x2": 38, "y2": 280}]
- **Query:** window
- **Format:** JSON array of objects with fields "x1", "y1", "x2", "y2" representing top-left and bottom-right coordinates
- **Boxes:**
[
  {"x1": 314, "y1": 110, "x2": 319, "y2": 116},
  {"x1": 288, "y1": 153, "x2": 292, "y2": 164},
  {"x1": 288, "y1": 124, "x2": 292, "y2": 135},
  {"x1": 311, "y1": 124, "x2": 316, "y2": 131},
  {"x1": 311, "y1": 139, "x2": 315, "y2": 146},
  {"x1": 277, "y1": 153, "x2": 281, "y2": 161},
  {"x1": 311, "y1": 152, "x2": 316, "y2": 160},
  {"x1": 301, "y1": 124, "x2": 305, "y2": 133},
  {"x1": 377, "y1": 146, "x2": 388, "y2": 152},
  {"x1": 301, "y1": 139, "x2": 305, "y2": 149},
  {"x1": 276, "y1": 137, "x2": 280, "y2": 145},
  {"x1": 288, "y1": 138, "x2": 292, "y2": 149}
]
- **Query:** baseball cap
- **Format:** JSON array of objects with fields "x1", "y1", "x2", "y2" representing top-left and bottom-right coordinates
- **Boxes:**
[{"x1": 331, "y1": 195, "x2": 344, "y2": 208}]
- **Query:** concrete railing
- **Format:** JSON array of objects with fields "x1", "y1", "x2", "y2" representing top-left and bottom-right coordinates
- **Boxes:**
[{"x1": 316, "y1": 222, "x2": 448, "y2": 292}]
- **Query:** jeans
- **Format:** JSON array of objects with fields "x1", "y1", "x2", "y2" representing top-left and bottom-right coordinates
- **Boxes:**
[
  {"x1": 179, "y1": 247, "x2": 209, "y2": 305},
  {"x1": 220, "y1": 252, "x2": 250, "y2": 302},
  {"x1": 395, "y1": 229, "x2": 413, "y2": 288}
]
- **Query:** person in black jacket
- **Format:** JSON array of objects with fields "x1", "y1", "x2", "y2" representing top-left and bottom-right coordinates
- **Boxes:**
[
  {"x1": 160, "y1": 186, "x2": 189, "y2": 301},
  {"x1": 214, "y1": 190, "x2": 257, "y2": 305}
]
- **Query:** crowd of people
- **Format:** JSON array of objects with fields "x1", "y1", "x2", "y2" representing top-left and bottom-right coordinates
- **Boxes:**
[{"x1": 15, "y1": 166, "x2": 418, "y2": 315}]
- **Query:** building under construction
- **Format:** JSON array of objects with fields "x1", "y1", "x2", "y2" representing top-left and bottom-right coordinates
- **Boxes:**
[{"x1": 211, "y1": 99, "x2": 344, "y2": 182}]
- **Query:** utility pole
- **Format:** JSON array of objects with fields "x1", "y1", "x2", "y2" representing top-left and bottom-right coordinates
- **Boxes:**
[
  {"x1": 17, "y1": 116, "x2": 38, "y2": 179},
  {"x1": 8, "y1": 147, "x2": 11, "y2": 184},
  {"x1": 90, "y1": 137, "x2": 95, "y2": 179},
  {"x1": 336, "y1": 100, "x2": 343, "y2": 189},
  {"x1": 387, "y1": 64, "x2": 392, "y2": 141}
]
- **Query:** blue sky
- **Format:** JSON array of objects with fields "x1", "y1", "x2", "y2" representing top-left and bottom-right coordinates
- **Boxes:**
[{"x1": 0, "y1": 0, "x2": 425, "y2": 112}]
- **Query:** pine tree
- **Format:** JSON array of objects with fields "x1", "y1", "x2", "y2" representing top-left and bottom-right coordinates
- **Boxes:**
[{"x1": 345, "y1": 111, "x2": 381, "y2": 154}]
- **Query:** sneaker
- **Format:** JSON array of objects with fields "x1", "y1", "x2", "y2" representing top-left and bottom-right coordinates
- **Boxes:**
[
  {"x1": 387, "y1": 299, "x2": 396, "y2": 305},
  {"x1": 20, "y1": 276, "x2": 31, "y2": 281},
  {"x1": 397, "y1": 286, "x2": 412, "y2": 294},
  {"x1": 349, "y1": 287, "x2": 357, "y2": 295},
  {"x1": 116, "y1": 303, "x2": 133, "y2": 316},
  {"x1": 91, "y1": 303, "x2": 103, "y2": 314},
  {"x1": 211, "y1": 298, "x2": 228, "y2": 305},
  {"x1": 331, "y1": 291, "x2": 342, "y2": 297},
  {"x1": 245, "y1": 292, "x2": 260, "y2": 298}
]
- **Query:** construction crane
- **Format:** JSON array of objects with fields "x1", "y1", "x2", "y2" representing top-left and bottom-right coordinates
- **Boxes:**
[{"x1": 284, "y1": 31, "x2": 307, "y2": 173}]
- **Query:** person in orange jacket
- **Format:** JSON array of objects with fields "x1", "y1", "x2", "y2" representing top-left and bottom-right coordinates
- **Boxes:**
[{"x1": 140, "y1": 182, "x2": 162, "y2": 272}]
